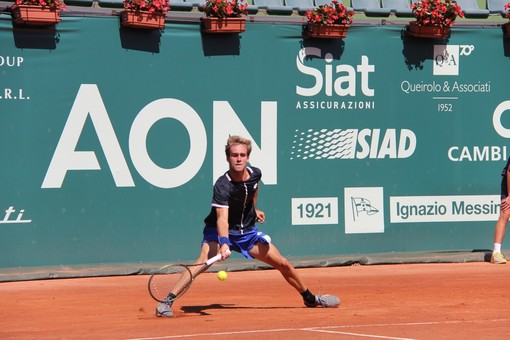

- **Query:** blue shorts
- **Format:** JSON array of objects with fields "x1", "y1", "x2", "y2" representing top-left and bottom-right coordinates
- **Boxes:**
[{"x1": 202, "y1": 226, "x2": 271, "y2": 259}]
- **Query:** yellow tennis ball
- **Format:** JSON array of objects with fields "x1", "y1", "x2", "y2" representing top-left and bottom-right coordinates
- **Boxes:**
[{"x1": 217, "y1": 270, "x2": 228, "y2": 281}]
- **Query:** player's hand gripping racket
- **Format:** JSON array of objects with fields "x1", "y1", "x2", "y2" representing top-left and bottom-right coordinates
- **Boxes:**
[{"x1": 148, "y1": 250, "x2": 230, "y2": 303}]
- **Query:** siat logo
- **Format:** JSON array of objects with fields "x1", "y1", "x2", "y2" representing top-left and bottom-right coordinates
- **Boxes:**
[{"x1": 433, "y1": 45, "x2": 475, "y2": 76}]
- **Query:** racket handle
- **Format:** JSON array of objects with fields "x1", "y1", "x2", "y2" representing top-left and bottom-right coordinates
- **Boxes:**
[{"x1": 206, "y1": 249, "x2": 231, "y2": 266}]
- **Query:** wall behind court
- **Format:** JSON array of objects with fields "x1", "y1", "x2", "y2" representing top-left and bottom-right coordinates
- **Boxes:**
[{"x1": 1, "y1": 15, "x2": 509, "y2": 269}]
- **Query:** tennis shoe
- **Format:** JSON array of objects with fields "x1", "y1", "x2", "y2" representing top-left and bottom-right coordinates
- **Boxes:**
[
  {"x1": 491, "y1": 251, "x2": 507, "y2": 264},
  {"x1": 155, "y1": 300, "x2": 174, "y2": 317},
  {"x1": 304, "y1": 294, "x2": 340, "y2": 308}
]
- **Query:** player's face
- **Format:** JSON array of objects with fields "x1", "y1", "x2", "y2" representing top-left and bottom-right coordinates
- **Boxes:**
[{"x1": 227, "y1": 144, "x2": 249, "y2": 173}]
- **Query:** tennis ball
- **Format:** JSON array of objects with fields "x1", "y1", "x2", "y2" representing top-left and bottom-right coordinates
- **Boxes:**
[{"x1": 217, "y1": 270, "x2": 228, "y2": 281}]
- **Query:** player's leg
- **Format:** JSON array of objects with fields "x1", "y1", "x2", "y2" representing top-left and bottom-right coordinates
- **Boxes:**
[
  {"x1": 156, "y1": 235, "x2": 220, "y2": 317},
  {"x1": 249, "y1": 241, "x2": 308, "y2": 292},
  {"x1": 249, "y1": 242, "x2": 340, "y2": 307},
  {"x1": 492, "y1": 179, "x2": 510, "y2": 264},
  {"x1": 492, "y1": 205, "x2": 509, "y2": 264},
  {"x1": 190, "y1": 241, "x2": 220, "y2": 276},
  {"x1": 494, "y1": 214, "x2": 508, "y2": 245}
]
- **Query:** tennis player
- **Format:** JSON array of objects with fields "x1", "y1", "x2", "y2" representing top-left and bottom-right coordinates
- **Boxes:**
[
  {"x1": 491, "y1": 155, "x2": 510, "y2": 264},
  {"x1": 156, "y1": 135, "x2": 340, "y2": 317}
]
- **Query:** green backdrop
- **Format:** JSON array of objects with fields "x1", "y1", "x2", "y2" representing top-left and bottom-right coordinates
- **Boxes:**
[{"x1": 1, "y1": 14, "x2": 509, "y2": 268}]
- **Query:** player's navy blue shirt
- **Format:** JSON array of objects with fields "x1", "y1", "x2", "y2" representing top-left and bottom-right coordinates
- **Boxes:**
[{"x1": 204, "y1": 166, "x2": 261, "y2": 233}]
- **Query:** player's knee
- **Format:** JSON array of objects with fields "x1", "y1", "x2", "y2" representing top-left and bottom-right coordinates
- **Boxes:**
[{"x1": 274, "y1": 257, "x2": 293, "y2": 272}]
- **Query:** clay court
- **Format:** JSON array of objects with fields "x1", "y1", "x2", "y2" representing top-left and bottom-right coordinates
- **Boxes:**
[{"x1": 1, "y1": 261, "x2": 509, "y2": 339}]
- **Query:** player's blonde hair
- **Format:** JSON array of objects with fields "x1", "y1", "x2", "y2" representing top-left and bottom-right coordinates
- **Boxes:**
[{"x1": 225, "y1": 135, "x2": 252, "y2": 157}]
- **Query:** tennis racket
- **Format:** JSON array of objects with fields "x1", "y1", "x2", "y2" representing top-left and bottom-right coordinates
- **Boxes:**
[{"x1": 148, "y1": 251, "x2": 230, "y2": 303}]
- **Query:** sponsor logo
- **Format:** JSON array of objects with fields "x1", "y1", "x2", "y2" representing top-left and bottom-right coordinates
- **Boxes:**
[
  {"x1": 0, "y1": 206, "x2": 32, "y2": 224},
  {"x1": 447, "y1": 102, "x2": 510, "y2": 162},
  {"x1": 433, "y1": 44, "x2": 475, "y2": 76},
  {"x1": 344, "y1": 187, "x2": 384, "y2": 234},
  {"x1": 295, "y1": 48, "x2": 376, "y2": 111},
  {"x1": 291, "y1": 197, "x2": 338, "y2": 225},
  {"x1": 0, "y1": 56, "x2": 24, "y2": 67},
  {"x1": 290, "y1": 128, "x2": 416, "y2": 160},
  {"x1": 401, "y1": 44, "x2": 491, "y2": 99},
  {"x1": 448, "y1": 145, "x2": 508, "y2": 162},
  {"x1": 390, "y1": 195, "x2": 500, "y2": 223},
  {"x1": 42, "y1": 84, "x2": 278, "y2": 189},
  {"x1": 351, "y1": 197, "x2": 379, "y2": 221}
]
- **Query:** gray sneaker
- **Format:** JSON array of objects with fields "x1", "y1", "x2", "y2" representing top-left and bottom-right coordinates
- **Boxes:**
[
  {"x1": 304, "y1": 294, "x2": 340, "y2": 308},
  {"x1": 155, "y1": 300, "x2": 174, "y2": 317}
]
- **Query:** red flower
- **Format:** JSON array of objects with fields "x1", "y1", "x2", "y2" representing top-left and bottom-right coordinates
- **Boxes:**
[
  {"x1": 203, "y1": 0, "x2": 248, "y2": 17},
  {"x1": 13, "y1": 0, "x2": 67, "y2": 10},
  {"x1": 305, "y1": 0, "x2": 354, "y2": 25},
  {"x1": 411, "y1": 0, "x2": 463, "y2": 27},
  {"x1": 123, "y1": 0, "x2": 170, "y2": 13}
]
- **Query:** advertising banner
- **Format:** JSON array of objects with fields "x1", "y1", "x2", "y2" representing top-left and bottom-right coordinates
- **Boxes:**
[{"x1": 1, "y1": 15, "x2": 508, "y2": 268}]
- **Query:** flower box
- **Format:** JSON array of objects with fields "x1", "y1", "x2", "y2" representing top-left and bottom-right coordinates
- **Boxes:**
[
  {"x1": 11, "y1": 4, "x2": 61, "y2": 25},
  {"x1": 305, "y1": 0, "x2": 354, "y2": 39},
  {"x1": 201, "y1": 17, "x2": 246, "y2": 33},
  {"x1": 306, "y1": 23, "x2": 350, "y2": 39},
  {"x1": 120, "y1": 10, "x2": 166, "y2": 29},
  {"x1": 408, "y1": 0, "x2": 462, "y2": 38},
  {"x1": 406, "y1": 21, "x2": 451, "y2": 39}
]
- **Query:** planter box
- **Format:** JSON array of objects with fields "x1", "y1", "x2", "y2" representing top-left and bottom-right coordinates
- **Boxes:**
[
  {"x1": 120, "y1": 10, "x2": 166, "y2": 30},
  {"x1": 407, "y1": 21, "x2": 451, "y2": 39},
  {"x1": 12, "y1": 5, "x2": 61, "y2": 25},
  {"x1": 201, "y1": 17, "x2": 246, "y2": 33},
  {"x1": 306, "y1": 23, "x2": 350, "y2": 39}
]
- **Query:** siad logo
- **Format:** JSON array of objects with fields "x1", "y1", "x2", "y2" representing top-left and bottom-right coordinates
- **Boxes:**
[
  {"x1": 290, "y1": 128, "x2": 416, "y2": 160},
  {"x1": 433, "y1": 44, "x2": 474, "y2": 76}
]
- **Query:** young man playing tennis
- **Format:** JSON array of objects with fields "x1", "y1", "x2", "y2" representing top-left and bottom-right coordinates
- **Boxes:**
[{"x1": 156, "y1": 135, "x2": 340, "y2": 317}]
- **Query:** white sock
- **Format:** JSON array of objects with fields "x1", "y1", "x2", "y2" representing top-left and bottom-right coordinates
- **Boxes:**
[{"x1": 494, "y1": 243, "x2": 502, "y2": 253}]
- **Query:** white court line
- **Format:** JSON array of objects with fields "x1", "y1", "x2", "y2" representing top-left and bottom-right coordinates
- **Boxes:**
[
  {"x1": 127, "y1": 319, "x2": 510, "y2": 340},
  {"x1": 309, "y1": 318, "x2": 510, "y2": 330},
  {"x1": 305, "y1": 329, "x2": 415, "y2": 340},
  {"x1": 128, "y1": 329, "x2": 298, "y2": 340}
]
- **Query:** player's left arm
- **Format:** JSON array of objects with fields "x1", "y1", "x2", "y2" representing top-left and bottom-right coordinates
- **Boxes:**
[
  {"x1": 254, "y1": 187, "x2": 265, "y2": 223},
  {"x1": 215, "y1": 207, "x2": 231, "y2": 259}
]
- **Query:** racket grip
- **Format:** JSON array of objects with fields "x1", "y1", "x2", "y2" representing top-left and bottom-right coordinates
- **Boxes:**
[{"x1": 206, "y1": 249, "x2": 231, "y2": 266}]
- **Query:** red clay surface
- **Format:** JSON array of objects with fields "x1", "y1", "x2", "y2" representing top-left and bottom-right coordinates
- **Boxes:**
[{"x1": 1, "y1": 262, "x2": 509, "y2": 339}]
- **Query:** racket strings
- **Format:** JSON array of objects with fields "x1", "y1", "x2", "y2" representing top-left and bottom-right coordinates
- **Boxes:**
[{"x1": 149, "y1": 265, "x2": 193, "y2": 302}]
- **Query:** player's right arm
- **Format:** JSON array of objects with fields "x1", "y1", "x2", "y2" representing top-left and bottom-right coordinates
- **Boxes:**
[{"x1": 215, "y1": 207, "x2": 231, "y2": 259}]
